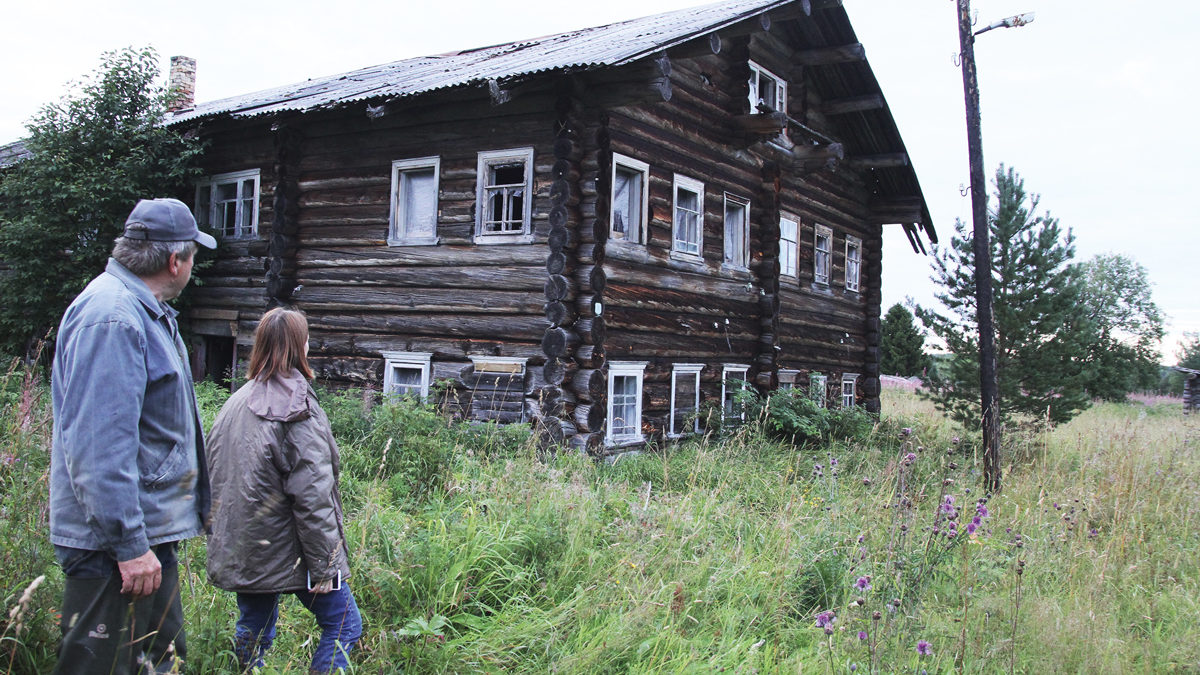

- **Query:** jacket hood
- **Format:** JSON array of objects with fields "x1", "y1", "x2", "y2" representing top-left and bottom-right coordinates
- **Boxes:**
[{"x1": 246, "y1": 370, "x2": 311, "y2": 422}]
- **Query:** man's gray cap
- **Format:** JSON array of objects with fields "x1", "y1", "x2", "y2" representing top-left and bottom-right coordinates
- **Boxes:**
[{"x1": 123, "y1": 198, "x2": 217, "y2": 249}]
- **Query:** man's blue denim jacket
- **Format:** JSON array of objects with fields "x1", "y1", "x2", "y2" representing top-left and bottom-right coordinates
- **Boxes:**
[{"x1": 50, "y1": 258, "x2": 210, "y2": 561}]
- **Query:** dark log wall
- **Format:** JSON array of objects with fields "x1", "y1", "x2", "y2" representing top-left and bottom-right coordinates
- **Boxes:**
[{"x1": 183, "y1": 17, "x2": 890, "y2": 447}]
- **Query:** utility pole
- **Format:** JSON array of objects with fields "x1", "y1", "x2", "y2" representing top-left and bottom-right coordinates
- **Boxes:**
[{"x1": 955, "y1": 4, "x2": 1034, "y2": 492}]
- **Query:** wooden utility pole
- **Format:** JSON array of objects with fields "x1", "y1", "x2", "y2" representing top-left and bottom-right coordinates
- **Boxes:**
[{"x1": 956, "y1": 0, "x2": 1002, "y2": 491}]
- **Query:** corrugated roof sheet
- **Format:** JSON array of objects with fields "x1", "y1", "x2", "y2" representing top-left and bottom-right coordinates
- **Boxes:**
[{"x1": 169, "y1": 0, "x2": 790, "y2": 124}]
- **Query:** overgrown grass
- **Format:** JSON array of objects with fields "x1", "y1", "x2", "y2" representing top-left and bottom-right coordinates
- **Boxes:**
[{"x1": 2, "y1": 363, "x2": 1197, "y2": 673}]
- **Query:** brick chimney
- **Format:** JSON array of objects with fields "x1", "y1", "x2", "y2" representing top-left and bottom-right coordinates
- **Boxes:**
[{"x1": 167, "y1": 56, "x2": 196, "y2": 113}]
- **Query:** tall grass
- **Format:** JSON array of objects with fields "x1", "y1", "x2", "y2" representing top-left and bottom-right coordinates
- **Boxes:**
[{"x1": 1, "y1": 360, "x2": 1197, "y2": 673}]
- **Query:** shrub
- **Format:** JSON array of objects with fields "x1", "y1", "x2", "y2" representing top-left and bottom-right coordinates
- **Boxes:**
[{"x1": 749, "y1": 388, "x2": 875, "y2": 446}]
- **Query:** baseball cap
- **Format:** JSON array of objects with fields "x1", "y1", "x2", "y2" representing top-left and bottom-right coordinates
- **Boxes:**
[{"x1": 122, "y1": 198, "x2": 217, "y2": 249}]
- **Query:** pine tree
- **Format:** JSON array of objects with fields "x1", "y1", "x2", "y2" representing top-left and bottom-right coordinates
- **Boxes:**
[
  {"x1": 0, "y1": 48, "x2": 203, "y2": 356},
  {"x1": 916, "y1": 165, "x2": 1091, "y2": 426},
  {"x1": 880, "y1": 303, "x2": 929, "y2": 377}
]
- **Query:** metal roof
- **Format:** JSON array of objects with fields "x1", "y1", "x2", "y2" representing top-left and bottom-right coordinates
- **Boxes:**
[
  {"x1": 169, "y1": 0, "x2": 790, "y2": 125},
  {"x1": 0, "y1": 140, "x2": 30, "y2": 169}
]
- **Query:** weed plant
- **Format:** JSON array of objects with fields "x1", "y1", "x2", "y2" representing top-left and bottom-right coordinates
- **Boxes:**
[{"x1": 0, "y1": 360, "x2": 1197, "y2": 673}]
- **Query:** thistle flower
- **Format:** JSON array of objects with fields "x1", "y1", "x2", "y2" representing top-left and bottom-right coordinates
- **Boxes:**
[
  {"x1": 916, "y1": 640, "x2": 932, "y2": 656},
  {"x1": 901, "y1": 427, "x2": 913, "y2": 437},
  {"x1": 854, "y1": 575, "x2": 872, "y2": 591},
  {"x1": 815, "y1": 610, "x2": 836, "y2": 628},
  {"x1": 858, "y1": 631, "x2": 868, "y2": 641}
]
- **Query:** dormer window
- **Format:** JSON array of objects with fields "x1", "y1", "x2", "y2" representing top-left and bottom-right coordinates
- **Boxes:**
[{"x1": 748, "y1": 61, "x2": 787, "y2": 115}]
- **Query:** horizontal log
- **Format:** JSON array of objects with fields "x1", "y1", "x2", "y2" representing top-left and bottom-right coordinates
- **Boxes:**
[
  {"x1": 575, "y1": 344, "x2": 605, "y2": 369},
  {"x1": 544, "y1": 300, "x2": 577, "y2": 328},
  {"x1": 818, "y1": 94, "x2": 885, "y2": 116},
  {"x1": 573, "y1": 403, "x2": 606, "y2": 434},
  {"x1": 294, "y1": 287, "x2": 543, "y2": 314},
  {"x1": 731, "y1": 112, "x2": 787, "y2": 135},
  {"x1": 541, "y1": 327, "x2": 581, "y2": 358},
  {"x1": 296, "y1": 245, "x2": 546, "y2": 268},
  {"x1": 544, "y1": 275, "x2": 575, "y2": 302},
  {"x1": 794, "y1": 43, "x2": 866, "y2": 67},
  {"x1": 308, "y1": 313, "x2": 548, "y2": 341},
  {"x1": 575, "y1": 316, "x2": 607, "y2": 346},
  {"x1": 542, "y1": 357, "x2": 578, "y2": 386},
  {"x1": 567, "y1": 432, "x2": 604, "y2": 455},
  {"x1": 297, "y1": 265, "x2": 544, "y2": 290},
  {"x1": 572, "y1": 368, "x2": 607, "y2": 402},
  {"x1": 846, "y1": 153, "x2": 909, "y2": 170}
]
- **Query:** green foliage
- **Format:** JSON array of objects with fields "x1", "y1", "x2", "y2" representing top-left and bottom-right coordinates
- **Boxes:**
[
  {"x1": 745, "y1": 387, "x2": 874, "y2": 446},
  {"x1": 917, "y1": 165, "x2": 1092, "y2": 426},
  {"x1": 1077, "y1": 253, "x2": 1164, "y2": 399},
  {"x1": 880, "y1": 303, "x2": 929, "y2": 377},
  {"x1": 0, "y1": 47, "x2": 204, "y2": 356},
  {"x1": 1163, "y1": 333, "x2": 1200, "y2": 395}
]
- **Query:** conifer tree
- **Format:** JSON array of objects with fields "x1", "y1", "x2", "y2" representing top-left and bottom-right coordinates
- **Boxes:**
[
  {"x1": 0, "y1": 48, "x2": 203, "y2": 356},
  {"x1": 916, "y1": 165, "x2": 1091, "y2": 425},
  {"x1": 880, "y1": 303, "x2": 929, "y2": 377}
]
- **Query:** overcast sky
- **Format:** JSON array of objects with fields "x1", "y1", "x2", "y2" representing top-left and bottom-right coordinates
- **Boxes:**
[{"x1": 2, "y1": 0, "x2": 1194, "y2": 363}]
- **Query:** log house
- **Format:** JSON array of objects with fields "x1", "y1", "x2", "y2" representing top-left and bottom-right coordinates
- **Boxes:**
[{"x1": 170, "y1": 0, "x2": 937, "y2": 455}]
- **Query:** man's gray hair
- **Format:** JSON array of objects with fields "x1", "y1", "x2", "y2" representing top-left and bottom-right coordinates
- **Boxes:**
[{"x1": 112, "y1": 224, "x2": 198, "y2": 276}]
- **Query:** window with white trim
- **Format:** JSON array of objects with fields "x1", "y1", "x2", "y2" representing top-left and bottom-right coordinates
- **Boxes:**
[
  {"x1": 814, "y1": 224, "x2": 833, "y2": 286},
  {"x1": 779, "y1": 216, "x2": 799, "y2": 278},
  {"x1": 722, "y1": 364, "x2": 750, "y2": 423},
  {"x1": 845, "y1": 235, "x2": 862, "y2": 292},
  {"x1": 810, "y1": 373, "x2": 828, "y2": 408},
  {"x1": 672, "y1": 175, "x2": 704, "y2": 259},
  {"x1": 382, "y1": 351, "x2": 432, "y2": 401},
  {"x1": 842, "y1": 373, "x2": 859, "y2": 408},
  {"x1": 611, "y1": 153, "x2": 649, "y2": 244},
  {"x1": 748, "y1": 61, "x2": 787, "y2": 115},
  {"x1": 778, "y1": 369, "x2": 799, "y2": 391},
  {"x1": 195, "y1": 169, "x2": 260, "y2": 239},
  {"x1": 389, "y1": 156, "x2": 440, "y2": 245},
  {"x1": 476, "y1": 148, "x2": 533, "y2": 241},
  {"x1": 607, "y1": 362, "x2": 647, "y2": 444},
  {"x1": 670, "y1": 364, "x2": 703, "y2": 437},
  {"x1": 723, "y1": 194, "x2": 750, "y2": 269}
]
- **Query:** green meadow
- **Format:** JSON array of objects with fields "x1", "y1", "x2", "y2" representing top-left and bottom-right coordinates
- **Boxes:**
[{"x1": 1, "y1": 363, "x2": 1196, "y2": 673}]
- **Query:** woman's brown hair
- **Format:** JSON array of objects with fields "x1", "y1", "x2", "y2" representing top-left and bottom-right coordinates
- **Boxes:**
[{"x1": 246, "y1": 307, "x2": 314, "y2": 381}]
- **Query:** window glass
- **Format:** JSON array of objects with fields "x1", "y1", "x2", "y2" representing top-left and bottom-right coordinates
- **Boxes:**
[
  {"x1": 780, "y1": 217, "x2": 798, "y2": 277},
  {"x1": 611, "y1": 375, "x2": 639, "y2": 437},
  {"x1": 402, "y1": 168, "x2": 437, "y2": 239},
  {"x1": 815, "y1": 226, "x2": 832, "y2": 285},
  {"x1": 612, "y1": 166, "x2": 642, "y2": 241},
  {"x1": 673, "y1": 177, "x2": 703, "y2": 257},
  {"x1": 724, "y1": 196, "x2": 749, "y2": 268},
  {"x1": 671, "y1": 366, "x2": 702, "y2": 436}
]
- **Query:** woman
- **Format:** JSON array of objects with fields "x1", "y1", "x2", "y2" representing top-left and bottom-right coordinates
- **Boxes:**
[{"x1": 206, "y1": 308, "x2": 362, "y2": 673}]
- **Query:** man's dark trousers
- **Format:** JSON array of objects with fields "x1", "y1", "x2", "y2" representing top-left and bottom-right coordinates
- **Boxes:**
[{"x1": 52, "y1": 543, "x2": 185, "y2": 675}]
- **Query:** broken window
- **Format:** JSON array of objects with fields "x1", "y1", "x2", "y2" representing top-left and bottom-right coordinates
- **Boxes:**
[
  {"x1": 195, "y1": 169, "x2": 259, "y2": 239},
  {"x1": 778, "y1": 369, "x2": 799, "y2": 391},
  {"x1": 672, "y1": 174, "x2": 704, "y2": 259},
  {"x1": 722, "y1": 364, "x2": 750, "y2": 424},
  {"x1": 382, "y1": 351, "x2": 432, "y2": 401},
  {"x1": 842, "y1": 373, "x2": 859, "y2": 408},
  {"x1": 670, "y1": 364, "x2": 703, "y2": 437},
  {"x1": 476, "y1": 148, "x2": 534, "y2": 241},
  {"x1": 611, "y1": 153, "x2": 649, "y2": 244},
  {"x1": 814, "y1": 224, "x2": 832, "y2": 286},
  {"x1": 810, "y1": 373, "x2": 828, "y2": 408},
  {"x1": 748, "y1": 61, "x2": 787, "y2": 115},
  {"x1": 390, "y1": 156, "x2": 440, "y2": 245},
  {"x1": 845, "y1": 234, "x2": 862, "y2": 292},
  {"x1": 723, "y1": 194, "x2": 750, "y2": 269}
]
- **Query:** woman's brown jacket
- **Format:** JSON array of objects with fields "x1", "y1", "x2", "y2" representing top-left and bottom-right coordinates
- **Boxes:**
[{"x1": 205, "y1": 370, "x2": 350, "y2": 592}]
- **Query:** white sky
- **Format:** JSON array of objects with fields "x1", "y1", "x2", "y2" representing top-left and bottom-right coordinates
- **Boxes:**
[{"x1": 2, "y1": 0, "x2": 1195, "y2": 363}]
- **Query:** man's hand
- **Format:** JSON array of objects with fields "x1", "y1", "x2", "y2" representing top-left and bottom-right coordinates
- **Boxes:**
[{"x1": 117, "y1": 550, "x2": 162, "y2": 597}]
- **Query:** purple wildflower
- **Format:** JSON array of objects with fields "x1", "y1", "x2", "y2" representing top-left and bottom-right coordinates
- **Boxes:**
[
  {"x1": 830, "y1": 457, "x2": 839, "y2": 467},
  {"x1": 967, "y1": 521, "x2": 978, "y2": 535},
  {"x1": 850, "y1": 665, "x2": 858, "y2": 672},
  {"x1": 855, "y1": 575, "x2": 872, "y2": 591},
  {"x1": 916, "y1": 640, "x2": 932, "y2": 656},
  {"x1": 976, "y1": 504, "x2": 990, "y2": 519},
  {"x1": 815, "y1": 610, "x2": 836, "y2": 628},
  {"x1": 858, "y1": 631, "x2": 868, "y2": 641},
  {"x1": 901, "y1": 427, "x2": 913, "y2": 437}
]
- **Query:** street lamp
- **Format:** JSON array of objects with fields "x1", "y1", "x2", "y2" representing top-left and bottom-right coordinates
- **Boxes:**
[{"x1": 955, "y1": 2, "x2": 1034, "y2": 492}]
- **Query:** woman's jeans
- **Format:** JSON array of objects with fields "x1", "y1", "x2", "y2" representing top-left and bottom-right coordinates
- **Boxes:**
[{"x1": 234, "y1": 584, "x2": 362, "y2": 673}]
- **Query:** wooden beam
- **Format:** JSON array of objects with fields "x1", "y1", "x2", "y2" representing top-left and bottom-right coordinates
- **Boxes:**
[
  {"x1": 732, "y1": 111, "x2": 788, "y2": 136},
  {"x1": 846, "y1": 153, "x2": 909, "y2": 170},
  {"x1": 789, "y1": 142, "x2": 844, "y2": 174},
  {"x1": 818, "y1": 94, "x2": 885, "y2": 116},
  {"x1": 795, "y1": 43, "x2": 866, "y2": 66}
]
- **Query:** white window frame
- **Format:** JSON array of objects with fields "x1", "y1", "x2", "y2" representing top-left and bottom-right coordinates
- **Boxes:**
[
  {"x1": 721, "y1": 364, "x2": 751, "y2": 423},
  {"x1": 672, "y1": 174, "x2": 705, "y2": 261},
  {"x1": 722, "y1": 193, "x2": 751, "y2": 270},
  {"x1": 607, "y1": 362, "x2": 648, "y2": 445},
  {"x1": 468, "y1": 355, "x2": 527, "y2": 375},
  {"x1": 844, "y1": 234, "x2": 862, "y2": 292},
  {"x1": 811, "y1": 373, "x2": 828, "y2": 408},
  {"x1": 382, "y1": 351, "x2": 433, "y2": 401},
  {"x1": 610, "y1": 153, "x2": 650, "y2": 245},
  {"x1": 842, "y1": 373, "x2": 859, "y2": 408},
  {"x1": 778, "y1": 369, "x2": 800, "y2": 391},
  {"x1": 779, "y1": 215, "x2": 799, "y2": 279},
  {"x1": 748, "y1": 61, "x2": 787, "y2": 116},
  {"x1": 194, "y1": 169, "x2": 260, "y2": 239},
  {"x1": 669, "y1": 364, "x2": 704, "y2": 437},
  {"x1": 814, "y1": 224, "x2": 833, "y2": 286},
  {"x1": 475, "y1": 147, "x2": 534, "y2": 243},
  {"x1": 389, "y1": 156, "x2": 440, "y2": 246}
]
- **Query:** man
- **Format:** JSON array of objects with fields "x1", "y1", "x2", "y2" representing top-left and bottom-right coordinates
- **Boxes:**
[{"x1": 49, "y1": 198, "x2": 216, "y2": 674}]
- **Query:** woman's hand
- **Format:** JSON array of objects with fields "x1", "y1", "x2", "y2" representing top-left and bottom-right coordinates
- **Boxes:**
[{"x1": 309, "y1": 577, "x2": 336, "y2": 594}]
